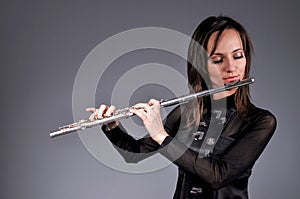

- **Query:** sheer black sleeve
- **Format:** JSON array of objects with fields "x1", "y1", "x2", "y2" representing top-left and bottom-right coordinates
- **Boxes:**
[
  {"x1": 159, "y1": 109, "x2": 276, "y2": 189},
  {"x1": 101, "y1": 106, "x2": 182, "y2": 163}
]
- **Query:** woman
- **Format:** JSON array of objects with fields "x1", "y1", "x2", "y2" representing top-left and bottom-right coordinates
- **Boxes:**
[{"x1": 87, "y1": 16, "x2": 276, "y2": 199}]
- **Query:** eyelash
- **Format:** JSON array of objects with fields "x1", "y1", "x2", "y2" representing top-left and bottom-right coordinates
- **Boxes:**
[
  {"x1": 211, "y1": 54, "x2": 244, "y2": 65},
  {"x1": 211, "y1": 59, "x2": 222, "y2": 64}
]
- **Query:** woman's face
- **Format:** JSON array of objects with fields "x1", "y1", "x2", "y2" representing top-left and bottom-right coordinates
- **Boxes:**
[{"x1": 207, "y1": 28, "x2": 246, "y2": 97}]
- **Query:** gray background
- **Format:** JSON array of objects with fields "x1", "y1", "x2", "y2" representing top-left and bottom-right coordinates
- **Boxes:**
[{"x1": 1, "y1": 0, "x2": 299, "y2": 198}]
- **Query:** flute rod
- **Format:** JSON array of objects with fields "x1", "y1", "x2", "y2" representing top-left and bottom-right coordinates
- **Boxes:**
[{"x1": 49, "y1": 78, "x2": 254, "y2": 138}]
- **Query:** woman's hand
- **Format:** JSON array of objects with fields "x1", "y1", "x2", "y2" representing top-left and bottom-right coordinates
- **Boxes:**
[
  {"x1": 130, "y1": 99, "x2": 168, "y2": 145},
  {"x1": 86, "y1": 104, "x2": 119, "y2": 130}
]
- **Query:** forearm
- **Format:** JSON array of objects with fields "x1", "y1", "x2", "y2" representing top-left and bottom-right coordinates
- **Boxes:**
[
  {"x1": 159, "y1": 136, "x2": 231, "y2": 189},
  {"x1": 159, "y1": 111, "x2": 277, "y2": 188},
  {"x1": 102, "y1": 123, "x2": 161, "y2": 163}
]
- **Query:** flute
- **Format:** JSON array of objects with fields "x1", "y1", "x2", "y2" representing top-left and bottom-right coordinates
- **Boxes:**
[{"x1": 50, "y1": 78, "x2": 254, "y2": 138}]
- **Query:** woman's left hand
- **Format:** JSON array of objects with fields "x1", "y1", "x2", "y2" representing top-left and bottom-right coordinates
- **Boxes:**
[{"x1": 130, "y1": 99, "x2": 169, "y2": 145}]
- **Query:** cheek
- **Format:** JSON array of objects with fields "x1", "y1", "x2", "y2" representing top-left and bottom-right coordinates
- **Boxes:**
[
  {"x1": 207, "y1": 64, "x2": 220, "y2": 77},
  {"x1": 239, "y1": 60, "x2": 247, "y2": 76},
  {"x1": 207, "y1": 64, "x2": 224, "y2": 86}
]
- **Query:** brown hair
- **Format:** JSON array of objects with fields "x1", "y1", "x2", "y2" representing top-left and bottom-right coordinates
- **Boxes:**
[{"x1": 184, "y1": 16, "x2": 254, "y2": 125}]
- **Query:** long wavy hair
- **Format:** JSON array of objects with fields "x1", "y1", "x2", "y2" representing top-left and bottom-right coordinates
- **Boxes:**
[{"x1": 184, "y1": 16, "x2": 254, "y2": 126}]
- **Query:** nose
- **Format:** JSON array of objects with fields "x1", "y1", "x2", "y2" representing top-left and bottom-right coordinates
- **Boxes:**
[{"x1": 224, "y1": 57, "x2": 236, "y2": 74}]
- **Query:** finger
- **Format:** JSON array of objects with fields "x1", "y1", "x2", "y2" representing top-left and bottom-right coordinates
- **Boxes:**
[
  {"x1": 132, "y1": 103, "x2": 151, "y2": 113},
  {"x1": 89, "y1": 112, "x2": 96, "y2": 120},
  {"x1": 130, "y1": 108, "x2": 148, "y2": 121},
  {"x1": 148, "y1": 98, "x2": 160, "y2": 107},
  {"x1": 105, "y1": 105, "x2": 116, "y2": 117},
  {"x1": 148, "y1": 99, "x2": 161, "y2": 113},
  {"x1": 98, "y1": 104, "x2": 108, "y2": 119},
  {"x1": 86, "y1": 107, "x2": 96, "y2": 112},
  {"x1": 87, "y1": 107, "x2": 97, "y2": 120}
]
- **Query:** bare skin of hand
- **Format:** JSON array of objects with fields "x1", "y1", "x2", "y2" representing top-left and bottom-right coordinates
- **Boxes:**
[
  {"x1": 86, "y1": 104, "x2": 119, "y2": 130},
  {"x1": 130, "y1": 99, "x2": 169, "y2": 145}
]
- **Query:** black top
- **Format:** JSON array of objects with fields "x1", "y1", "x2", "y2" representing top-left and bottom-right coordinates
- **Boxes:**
[{"x1": 102, "y1": 95, "x2": 276, "y2": 199}]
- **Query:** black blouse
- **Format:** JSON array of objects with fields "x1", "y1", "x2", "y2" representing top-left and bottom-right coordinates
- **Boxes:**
[{"x1": 102, "y1": 95, "x2": 276, "y2": 199}]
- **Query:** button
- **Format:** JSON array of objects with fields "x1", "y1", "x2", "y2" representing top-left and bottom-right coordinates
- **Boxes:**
[
  {"x1": 192, "y1": 131, "x2": 204, "y2": 141},
  {"x1": 190, "y1": 187, "x2": 202, "y2": 194},
  {"x1": 206, "y1": 137, "x2": 216, "y2": 146},
  {"x1": 199, "y1": 121, "x2": 207, "y2": 127}
]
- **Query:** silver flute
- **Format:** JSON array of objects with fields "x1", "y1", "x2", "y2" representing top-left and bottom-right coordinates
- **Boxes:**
[{"x1": 50, "y1": 78, "x2": 254, "y2": 138}]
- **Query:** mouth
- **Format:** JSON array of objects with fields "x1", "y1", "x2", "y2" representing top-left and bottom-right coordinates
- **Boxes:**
[{"x1": 223, "y1": 75, "x2": 240, "y2": 84}]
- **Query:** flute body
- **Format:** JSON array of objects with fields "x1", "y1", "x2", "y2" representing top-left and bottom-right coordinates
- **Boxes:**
[{"x1": 50, "y1": 78, "x2": 254, "y2": 138}]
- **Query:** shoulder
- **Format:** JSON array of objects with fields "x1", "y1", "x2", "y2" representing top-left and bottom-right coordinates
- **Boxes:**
[{"x1": 247, "y1": 105, "x2": 277, "y2": 130}]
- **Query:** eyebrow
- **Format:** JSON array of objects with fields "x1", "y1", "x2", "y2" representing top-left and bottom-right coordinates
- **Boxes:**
[{"x1": 210, "y1": 48, "x2": 244, "y2": 57}]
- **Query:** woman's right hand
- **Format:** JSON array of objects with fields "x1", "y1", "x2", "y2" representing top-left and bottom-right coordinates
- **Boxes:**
[{"x1": 86, "y1": 104, "x2": 119, "y2": 130}]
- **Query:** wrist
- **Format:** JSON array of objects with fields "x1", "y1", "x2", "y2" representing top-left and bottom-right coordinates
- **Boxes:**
[
  {"x1": 105, "y1": 121, "x2": 120, "y2": 131},
  {"x1": 152, "y1": 129, "x2": 168, "y2": 145}
]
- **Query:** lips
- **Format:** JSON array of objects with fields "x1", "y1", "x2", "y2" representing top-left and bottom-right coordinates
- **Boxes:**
[{"x1": 223, "y1": 75, "x2": 240, "y2": 83}]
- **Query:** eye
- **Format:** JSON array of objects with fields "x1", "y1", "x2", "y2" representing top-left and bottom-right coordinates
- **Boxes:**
[
  {"x1": 233, "y1": 52, "x2": 244, "y2": 59},
  {"x1": 210, "y1": 57, "x2": 223, "y2": 64}
]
